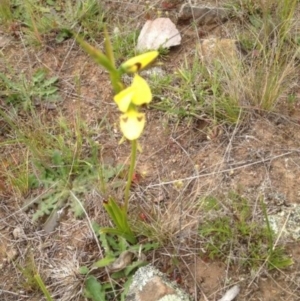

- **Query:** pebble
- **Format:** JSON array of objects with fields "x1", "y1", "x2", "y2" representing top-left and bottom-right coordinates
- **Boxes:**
[{"x1": 13, "y1": 227, "x2": 26, "y2": 239}]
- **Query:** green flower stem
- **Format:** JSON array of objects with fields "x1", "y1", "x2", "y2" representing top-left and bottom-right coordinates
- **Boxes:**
[
  {"x1": 34, "y1": 274, "x2": 53, "y2": 301},
  {"x1": 123, "y1": 139, "x2": 137, "y2": 214},
  {"x1": 110, "y1": 71, "x2": 124, "y2": 94}
]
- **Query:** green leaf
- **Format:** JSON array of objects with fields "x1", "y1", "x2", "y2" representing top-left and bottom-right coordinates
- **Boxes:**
[
  {"x1": 69, "y1": 194, "x2": 84, "y2": 217},
  {"x1": 249, "y1": 14, "x2": 262, "y2": 29},
  {"x1": 38, "y1": 87, "x2": 58, "y2": 97},
  {"x1": 106, "y1": 234, "x2": 124, "y2": 251},
  {"x1": 110, "y1": 261, "x2": 147, "y2": 280},
  {"x1": 45, "y1": 87, "x2": 58, "y2": 96},
  {"x1": 100, "y1": 227, "x2": 136, "y2": 245},
  {"x1": 128, "y1": 242, "x2": 160, "y2": 253},
  {"x1": 110, "y1": 269, "x2": 126, "y2": 279},
  {"x1": 72, "y1": 32, "x2": 115, "y2": 73},
  {"x1": 84, "y1": 276, "x2": 105, "y2": 301},
  {"x1": 104, "y1": 26, "x2": 115, "y2": 68},
  {"x1": 78, "y1": 266, "x2": 89, "y2": 275},
  {"x1": 56, "y1": 29, "x2": 73, "y2": 43},
  {"x1": 121, "y1": 276, "x2": 133, "y2": 301},
  {"x1": 98, "y1": 232, "x2": 113, "y2": 256},
  {"x1": 41, "y1": 77, "x2": 58, "y2": 88},
  {"x1": 102, "y1": 164, "x2": 124, "y2": 182},
  {"x1": 103, "y1": 197, "x2": 128, "y2": 230},
  {"x1": 102, "y1": 197, "x2": 136, "y2": 243},
  {"x1": 93, "y1": 256, "x2": 115, "y2": 268},
  {"x1": 33, "y1": 69, "x2": 46, "y2": 84},
  {"x1": 34, "y1": 274, "x2": 53, "y2": 301},
  {"x1": 92, "y1": 221, "x2": 101, "y2": 234},
  {"x1": 124, "y1": 260, "x2": 147, "y2": 276},
  {"x1": 117, "y1": 236, "x2": 128, "y2": 252}
]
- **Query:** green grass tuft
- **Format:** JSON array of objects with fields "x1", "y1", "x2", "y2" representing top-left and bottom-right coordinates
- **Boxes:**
[{"x1": 199, "y1": 192, "x2": 293, "y2": 271}]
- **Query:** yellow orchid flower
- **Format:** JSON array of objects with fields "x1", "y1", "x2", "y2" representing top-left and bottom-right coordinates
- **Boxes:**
[
  {"x1": 120, "y1": 109, "x2": 146, "y2": 140},
  {"x1": 113, "y1": 74, "x2": 152, "y2": 112},
  {"x1": 114, "y1": 87, "x2": 134, "y2": 113},
  {"x1": 131, "y1": 74, "x2": 152, "y2": 105},
  {"x1": 113, "y1": 52, "x2": 158, "y2": 140},
  {"x1": 121, "y1": 51, "x2": 159, "y2": 73}
]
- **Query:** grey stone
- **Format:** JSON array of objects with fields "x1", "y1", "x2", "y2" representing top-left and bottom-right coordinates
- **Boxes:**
[
  {"x1": 178, "y1": 4, "x2": 229, "y2": 25},
  {"x1": 268, "y1": 203, "x2": 300, "y2": 241},
  {"x1": 126, "y1": 265, "x2": 191, "y2": 301},
  {"x1": 140, "y1": 67, "x2": 166, "y2": 78}
]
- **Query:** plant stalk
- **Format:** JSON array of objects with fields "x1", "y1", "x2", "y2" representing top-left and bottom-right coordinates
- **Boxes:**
[{"x1": 123, "y1": 139, "x2": 137, "y2": 214}]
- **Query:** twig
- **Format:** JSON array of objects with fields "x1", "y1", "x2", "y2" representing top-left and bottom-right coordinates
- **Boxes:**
[{"x1": 147, "y1": 151, "x2": 294, "y2": 188}]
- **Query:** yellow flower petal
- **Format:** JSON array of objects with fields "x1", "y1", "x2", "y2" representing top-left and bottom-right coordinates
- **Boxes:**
[
  {"x1": 120, "y1": 110, "x2": 146, "y2": 140},
  {"x1": 131, "y1": 74, "x2": 152, "y2": 105},
  {"x1": 121, "y1": 51, "x2": 159, "y2": 73},
  {"x1": 113, "y1": 87, "x2": 134, "y2": 112}
]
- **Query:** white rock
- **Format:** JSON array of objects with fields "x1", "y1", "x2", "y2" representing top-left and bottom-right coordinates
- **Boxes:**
[
  {"x1": 218, "y1": 285, "x2": 240, "y2": 301},
  {"x1": 137, "y1": 18, "x2": 181, "y2": 51}
]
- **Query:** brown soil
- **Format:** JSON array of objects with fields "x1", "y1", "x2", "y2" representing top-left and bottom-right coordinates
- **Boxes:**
[{"x1": 1, "y1": 1, "x2": 300, "y2": 301}]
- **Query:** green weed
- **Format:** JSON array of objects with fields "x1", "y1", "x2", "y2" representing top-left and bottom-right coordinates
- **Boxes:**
[
  {"x1": 0, "y1": 0, "x2": 105, "y2": 44},
  {"x1": 199, "y1": 192, "x2": 293, "y2": 271},
  {"x1": 111, "y1": 27, "x2": 138, "y2": 61},
  {"x1": 151, "y1": 53, "x2": 243, "y2": 124},
  {"x1": 229, "y1": 0, "x2": 299, "y2": 112},
  {"x1": 0, "y1": 0, "x2": 13, "y2": 24},
  {"x1": 26, "y1": 116, "x2": 123, "y2": 225},
  {"x1": 16, "y1": 251, "x2": 53, "y2": 301},
  {"x1": 0, "y1": 150, "x2": 38, "y2": 197},
  {"x1": 0, "y1": 104, "x2": 123, "y2": 229},
  {"x1": 150, "y1": 55, "x2": 209, "y2": 120},
  {"x1": 0, "y1": 67, "x2": 59, "y2": 111},
  {"x1": 82, "y1": 227, "x2": 159, "y2": 301},
  {"x1": 150, "y1": 0, "x2": 299, "y2": 126}
]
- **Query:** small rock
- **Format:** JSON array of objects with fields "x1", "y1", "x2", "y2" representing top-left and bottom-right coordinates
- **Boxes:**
[
  {"x1": 178, "y1": 4, "x2": 229, "y2": 25},
  {"x1": 13, "y1": 227, "x2": 26, "y2": 239},
  {"x1": 218, "y1": 285, "x2": 240, "y2": 301},
  {"x1": 137, "y1": 18, "x2": 181, "y2": 51},
  {"x1": 198, "y1": 38, "x2": 239, "y2": 64},
  {"x1": 268, "y1": 203, "x2": 300, "y2": 240},
  {"x1": 43, "y1": 103, "x2": 57, "y2": 110},
  {"x1": 140, "y1": 67, "x2": 166, "y2": 78},
  {"x1": 113, "y1": 27, "x2": 120, "y2": 36},
  {"x1": 126, "y1": 265, "x2": 191, "y2": 301}
]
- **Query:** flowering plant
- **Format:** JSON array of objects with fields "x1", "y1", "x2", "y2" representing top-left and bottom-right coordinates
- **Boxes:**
[{"x1": 73, "y1": 29, "x2": 158, "y2": 243}]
